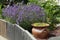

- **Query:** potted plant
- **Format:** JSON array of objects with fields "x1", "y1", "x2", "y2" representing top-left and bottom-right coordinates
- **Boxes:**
[{"x1": 31, "y1": 23, "x2": 49, "y2": 39}]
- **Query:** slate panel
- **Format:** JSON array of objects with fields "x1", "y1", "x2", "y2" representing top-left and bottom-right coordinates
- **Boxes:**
[{"x1": 6, "y1": 22, "x2": 15, "y2": 40}]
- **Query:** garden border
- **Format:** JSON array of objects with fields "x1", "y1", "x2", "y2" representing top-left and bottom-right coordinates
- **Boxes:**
[{"x1": 0, "y1": 19, "x2": 36, "y2": 40}]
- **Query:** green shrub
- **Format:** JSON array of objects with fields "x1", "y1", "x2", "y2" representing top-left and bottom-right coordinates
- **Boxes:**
[{"x1": 28, "y1": 0, "x2": 60, "y2": 30}]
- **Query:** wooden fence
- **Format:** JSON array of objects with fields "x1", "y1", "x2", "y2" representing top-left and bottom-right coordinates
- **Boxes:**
[{"x1": 0, "y1": 19, "x2": 36, "y2": 40}]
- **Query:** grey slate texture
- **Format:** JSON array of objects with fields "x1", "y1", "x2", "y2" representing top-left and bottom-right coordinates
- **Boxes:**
[
  {"x1": 6, "y1": 22, "x2": 15, "y2": 40},
  {"x1": 48, "y1": 36, "x2": 60, "y2": 40},
  {"x1": 0, "y1": 19, "x2": 36, "y2": 40},
  {"x1": 14, "y1": 24, "x2": 24, "y2": 40}
]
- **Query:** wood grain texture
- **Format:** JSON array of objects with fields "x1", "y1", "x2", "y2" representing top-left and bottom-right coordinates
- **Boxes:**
[{"x1": 0, "y1": 19, "x2": 7, "y2": 38}]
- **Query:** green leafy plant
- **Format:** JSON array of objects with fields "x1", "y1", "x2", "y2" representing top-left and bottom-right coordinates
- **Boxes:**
[
  {"x1": 29, "y1": 0, "x2": 60, "y2": 30},
  {"x1": 41, "y1": 0, "x2": 60, "y2": 30},
  {"x1": 0, "y1": 4, "x2": 3, "y2": 19}
]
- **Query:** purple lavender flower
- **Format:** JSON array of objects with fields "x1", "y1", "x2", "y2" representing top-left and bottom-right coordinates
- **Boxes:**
[
  {"x1": 2, "y1": 4, "x2": 46, "y2": 31},
  {"x1": 2, "y1": 4, "x2": 46, "y2": 24}
]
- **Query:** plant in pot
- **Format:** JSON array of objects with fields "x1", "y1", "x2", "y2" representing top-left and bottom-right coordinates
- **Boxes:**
[{"x1": 31, "y1": 23, "x2": 49, "y2": 39}]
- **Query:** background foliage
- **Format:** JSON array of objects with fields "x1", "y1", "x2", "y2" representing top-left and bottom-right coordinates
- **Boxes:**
[
  {"x1": 0, "y1": 0, "x2": 60, "y2": 32},
  {"x1": 29, "y1": 0, "x2": 60, "y2": 30}
]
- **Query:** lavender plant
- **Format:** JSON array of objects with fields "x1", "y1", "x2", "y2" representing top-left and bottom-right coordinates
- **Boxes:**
[{"x1": 2, "y1": 4, "x2": 46, "y2": 32}]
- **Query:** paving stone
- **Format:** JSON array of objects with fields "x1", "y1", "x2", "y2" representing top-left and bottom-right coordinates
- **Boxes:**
[{"x1": 48, "y1": 36, "x2": 60, "y2": 40}]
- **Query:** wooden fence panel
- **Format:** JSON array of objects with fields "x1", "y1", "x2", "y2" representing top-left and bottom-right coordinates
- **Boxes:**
[{"x1": 0, "y1": 19, "x2": 7, "y2": 37}]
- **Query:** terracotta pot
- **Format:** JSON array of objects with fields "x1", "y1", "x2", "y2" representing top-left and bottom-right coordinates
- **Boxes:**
[{"x1": 32, "y1": 23, "x2": 49, "y2": 39}]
